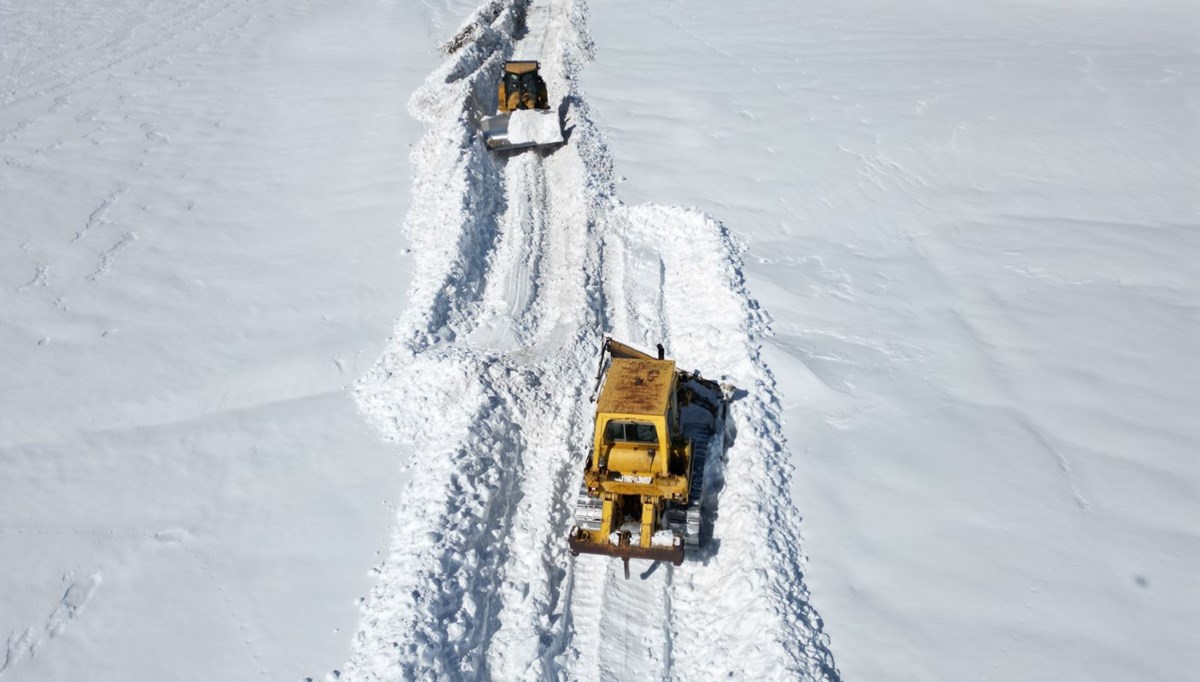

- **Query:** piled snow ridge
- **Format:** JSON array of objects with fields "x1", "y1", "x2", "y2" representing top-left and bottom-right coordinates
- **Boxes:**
[
  {"x1": 349, "y1": 2, "x2": 598, "y2": 679},
  {"x1": 507, "y1": 109, "x2": 564, "y2": 146}
]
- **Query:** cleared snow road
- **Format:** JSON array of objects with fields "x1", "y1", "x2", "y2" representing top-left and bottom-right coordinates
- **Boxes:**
[{"x1": 348, "y1": 0, "x2": 838, "y2": 680}]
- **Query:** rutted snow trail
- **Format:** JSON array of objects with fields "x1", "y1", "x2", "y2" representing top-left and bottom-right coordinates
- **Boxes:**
[{"x1": 349, "y1": 0, "x2": 839, "y2": 679}]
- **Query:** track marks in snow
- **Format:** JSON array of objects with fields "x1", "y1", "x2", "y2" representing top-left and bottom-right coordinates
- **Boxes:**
[
  {"x1": 593, "y1": 563, "x2": 672, "y2": 681},
  {"x1": 385, "y1": 1, "x2": 516, "y2": 353},
  {"x1": 351, "y1": 349, "x2": 593, "y2": 682},
  {"x1": 73, "y1": 185, "x2": 128, "y2": 242},
  {"x1": 87, "y1": 232, "x2": 138, "y2": 282},
  {"x1": 347, "y1": 3, "x2": 598, "y2": 679},
  {"x1": 352, "y1": 345, "x2": 515, "y2": 679},
  {"x1": 350, "y1": 0, "x2": 839, "y2": 679},
  {"x1": 0, "y1": 118, "x2": 32, "y2": 144},
  {"x1": 1, "y1": 574, "x2": 102, "y2": 677},
  {"x1": 469, "y1": 154, "x2": 550, "y2": 347},
  {"x1": 15, "y1": 264, "x2": 49, "y2": 292},
  {"x1": 480, "y1": 352, "x2": 592, "y2": 681}
]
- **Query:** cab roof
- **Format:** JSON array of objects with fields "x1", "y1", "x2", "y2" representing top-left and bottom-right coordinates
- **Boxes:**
[
  {"x1": 504, "y1": 61, "x2": 540, "y2": 75},
  {"x1": 596, "y1": 358, "x2": 675, "y2": 416}
]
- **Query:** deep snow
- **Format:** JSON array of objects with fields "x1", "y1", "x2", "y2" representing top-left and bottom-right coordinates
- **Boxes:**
[{"x1": 2, "y1": 0, "x2": 1197, "y2": 680}]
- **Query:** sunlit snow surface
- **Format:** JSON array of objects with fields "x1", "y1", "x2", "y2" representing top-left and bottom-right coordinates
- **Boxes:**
[
  {"x1": 582, "y1": 1, "x2": 1200, "y2": 680},
  {"x1": 2, "y1": 0, "x2": 1197, "y2": 681},
  {"x1": 1, "y1": 1, "x2": 437, "y2": 680}
]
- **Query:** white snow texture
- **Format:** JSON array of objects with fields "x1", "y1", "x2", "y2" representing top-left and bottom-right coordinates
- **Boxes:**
[
  {"x1": 506, "y1": 110, "x2": 564, "y2": 146},
  {"x1": 1, "y1": 0, "x2": 1197, "y2": 681}
]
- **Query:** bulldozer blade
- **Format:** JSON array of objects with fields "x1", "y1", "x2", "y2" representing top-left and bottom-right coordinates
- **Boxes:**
[
  {"x1": 568, "y1": 534, "x2": 685, "y2": 567},
  {"x1": 480, "y1": 110, "x2": 563, "y2": 151},
  {"x1": 480, "y1": 113, "x2": 518, "y2": 149}
]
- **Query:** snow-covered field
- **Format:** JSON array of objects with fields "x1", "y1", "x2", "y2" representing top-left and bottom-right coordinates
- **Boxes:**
[
  {"x1": 2, "y1": 0, "x2": 1197, "y2": 680},
  {"x1": 1, "y1": 1, "x2": 437, "y2": 679},
  {"x1": 580, "y1": 2, "x2": 1200, "y2": 680}
]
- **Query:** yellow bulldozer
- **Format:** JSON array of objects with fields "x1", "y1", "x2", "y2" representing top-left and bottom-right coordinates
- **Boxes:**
[
  {"x1": 569, "y1": 338, "x2": 730, "y2": 577},
  {"x1": 479, "y1": 60, "x2": 564, "y2": 151},
  {"x1": 498, "y1": 60, "x2": 549, "y2": 112}
]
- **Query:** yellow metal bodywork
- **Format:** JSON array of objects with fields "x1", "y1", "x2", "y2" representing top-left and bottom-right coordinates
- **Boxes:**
[
  {"x1": 497, "y1": 60, "x2": 549, "y2": 113},
  {"x1": 576, "y1": 355, "x2": 694, "y2": 552}
]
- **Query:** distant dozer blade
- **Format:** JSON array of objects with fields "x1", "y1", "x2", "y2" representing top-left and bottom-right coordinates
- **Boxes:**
[
  {"x1": 479, "y1": 113, "x2": 513, "y2": 148},
  {"x1": 480, "y1": 109, "x2": 563, "y2": 151}
]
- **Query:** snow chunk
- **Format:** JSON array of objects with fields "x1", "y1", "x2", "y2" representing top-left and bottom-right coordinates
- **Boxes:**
[
  {"x1": 506, "y1": 110, "x2": 563, "y2": 146},
  {"x1": 651, "y1": 530, "x2": 679, "y2": 548}
]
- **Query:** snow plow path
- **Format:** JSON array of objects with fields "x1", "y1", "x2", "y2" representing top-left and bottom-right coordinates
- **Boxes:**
[{"x1": 347, "y1": 1, "x2": 839, "y2": 680}]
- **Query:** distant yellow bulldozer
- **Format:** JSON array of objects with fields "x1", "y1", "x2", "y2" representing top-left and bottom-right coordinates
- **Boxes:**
[
  {"x1": 497, "y1": 60, "x2": 549, "y2": 112},
  {"x1": 569, "y1": 338, "x2": 730, "y2": 576},
  {"x1": 479, "y1": 60, "x2": 564, "y2": 151}
]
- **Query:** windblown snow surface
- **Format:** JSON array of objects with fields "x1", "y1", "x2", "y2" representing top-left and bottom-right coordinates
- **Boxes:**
[
  {"x1": 0, "y1": 1, "x2": 437, "y2": 680},
  {"x1": 578, "y1": 1, "x2": 1200, "y2": 681}
]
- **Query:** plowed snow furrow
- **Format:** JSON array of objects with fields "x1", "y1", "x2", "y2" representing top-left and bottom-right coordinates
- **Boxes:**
[
  {"x1": 617, "y1": 205, "x2": 841, "y2": 679},
  {"x1": 469, "y1": 154, "x2": 548, "y2": 347},
  {"x1": 349, "y1": 3, "x2": 605, "y2": 679},
  {"x1": 594, "y1": 561, "x2": 672, "y2": 681},
  {"x1": 477, "y1": 147, "x2": 608, "y2": 678},
  {"x1": 350, "y1": 0, "x2": 839, "y2": 679}
]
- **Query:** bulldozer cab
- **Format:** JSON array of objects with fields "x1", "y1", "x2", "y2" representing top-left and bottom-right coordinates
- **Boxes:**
[
  {"x1": 498, "y1": 61, "x2": 548, "y2": 112},
  {"x1": 604, "y1": 420, "x2": 658, "y2": 444}
]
